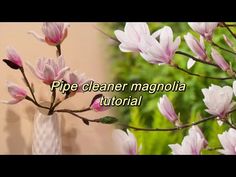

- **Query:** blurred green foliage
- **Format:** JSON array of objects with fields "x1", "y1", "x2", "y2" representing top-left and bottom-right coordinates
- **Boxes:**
[{"x1": 104, "y1": 22, "x2": 236, "y2": 154}]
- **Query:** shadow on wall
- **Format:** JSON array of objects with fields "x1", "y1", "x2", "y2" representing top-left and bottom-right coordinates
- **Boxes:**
[
  {"x1": 4, "y1": 107, "x2": 81, "y2": 154},
  {"x1": 4, "y1": 108, "x2": 27, "y2": 154},
  {"x1": 24, "y1": 105, "x2": 36, "y2": 153},
  {"x1": 61, "y1": 114, "x2": 80, "y2": 154}
]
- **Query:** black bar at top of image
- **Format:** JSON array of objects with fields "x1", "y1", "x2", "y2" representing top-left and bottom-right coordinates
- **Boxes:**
[{"x1": 0, "y1": 1, "x2": 234, "y2": 22}]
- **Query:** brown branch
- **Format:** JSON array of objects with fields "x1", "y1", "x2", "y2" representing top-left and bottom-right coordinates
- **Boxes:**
[
  {"x1": 119, "y1": 108, "x2": 236, "y2": 132},
  {"x1": 55, "y1": 107, "x2": 91, "y2": 113},
  {"x1": 25, "y1": 96, "x2": 49, "y2": 109},
  {"x1": 206, "y1": 146, "x2": 222, "y2": 151},
  {"x1": 224, "y1": 120, "x2": 236, "y2": 130},
  {"x1": 173, "y1": 65, "x2": 232, "y2": 80},
  {"x1": 94, "y1": 26, "x2": 120, "y2": 43},
  {"x1": 222, "y1": 22, "x2": 236, "y2": 40},
  {"x1": 56, "y1": 44, "x2": 62, "y2": 56},
  {"x1": 20, "y1": 67, "x2": 37, "y2": 103},
  {"x1": 119, "y1": 115, "x2": 216, "y2": 132},
  {"x1": 175, "y1": 51, "x2": 219, "y2": 68},
  {"x1": 48, "y1": 89, "x2": 56, "y2": 115},
  {"x1": 20, "y1": 67, "x2": 50, "y2": 109},
  {"x1": 221, "y1": 24, "x2": 236, "y2": 27},
  {"x1": 61, "y1": 111, "x2": 100, "y2": 123},
  {"x1": 211, "y1": 41, "x2": 236, "y2": 56}
]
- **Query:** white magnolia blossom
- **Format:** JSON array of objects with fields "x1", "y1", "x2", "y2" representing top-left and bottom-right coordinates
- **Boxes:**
[
  {"x1": 202, "y1": 84, "x2": 234, "y2": 118},
  {"x1": 218, "y1": 128, "x2": 236, "y2": 155},
  {"x1": 112, "y1": 129, "x2": 140, "y2": 155},
  {"x1": 188, "y1": 22, "x2": 218, "y2": 40},
  {"x1": 139, "y1": 26, "x2": 181, "y2": 64},
  {"x1": 114, "y1": 23, "x2": 150, "y2": 52},
  {"x1": 169, "y1": 126, "x2": 207, "y2": 155}
]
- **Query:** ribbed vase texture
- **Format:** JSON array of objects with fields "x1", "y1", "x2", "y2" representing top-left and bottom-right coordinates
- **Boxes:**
[{"x1": 32, "y1": 110, "x2": 62, "y2": 155}]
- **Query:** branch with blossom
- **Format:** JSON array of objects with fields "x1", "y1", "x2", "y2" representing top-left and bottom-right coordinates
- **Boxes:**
[
  {"x1": 1, "y1": 23, "x2": 113, "y2": 128},
  {"x1": 2, "y1": 22, "x2": 236, "y2": 155},
  {"x1": 109, "y1": 22, "x2": 236, "y2": 155}
]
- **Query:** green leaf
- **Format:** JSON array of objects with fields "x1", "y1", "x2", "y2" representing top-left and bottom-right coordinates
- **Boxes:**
[{"x1": 100, "y1": 116, "x2": 118, "y2": 124}]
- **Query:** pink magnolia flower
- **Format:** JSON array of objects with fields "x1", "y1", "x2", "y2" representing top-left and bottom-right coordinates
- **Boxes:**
[
  {"x1": 211, "y1": 48, "x2": 230, "y2": 71},
  {"x1": 223, "y1": 34, "x2": 234, "y2": 49},
  {"x1": 63, "y1": 71, "x2": 92, "y2": 92},
  {"x1": 218, "y1": 128, "x2": 236, "y2": 155},
  {"x1": 26, "y1": 55, "x2": 70, "y2": 85},
  {"x1": 114, "y1": 22, "x2": 150, "y2": 52},
  {"x1": 90, "y1": 96, "x2": 110, "y2": 112},
  {"x1": 188, "y1": 22, "x2": 218, "y2": 40},
  {"x1": 157, "y1": 95, "x2": 179, "y2": 124},
  {"x1": 6, "y1": 47, "x2": 23, "y2": 67},
  {"x1": 139, "y1": 26, "x2": 181, "y2": 64},
  {"x1": 169, "y1": 126, "x2": 207, "y2": 155},
  {"x1": 202, "y1": 84, "x2": 234, "y2": 118},
  {"x1": 28, "y1": 22, "x2": 69, "y2": 46},
  {"x1": 233, "y1": 81, "x2": 236, "y2": 96},
  {"x1": 1, "y1": 81, "x2": 27, "y2": 104},
  {"x1": 112, "y1": 129, "x2": 140, "y2": 155},
  {"x1": 184, "y1": 33, "x2": 207, "y2": 69},
  {"x1": 189, "y1": 125, "x2": 208, "y2": 148}
]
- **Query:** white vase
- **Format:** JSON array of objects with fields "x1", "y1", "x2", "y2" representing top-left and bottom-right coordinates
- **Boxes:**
[{"x1": 32, "y1": 102, "x2": 62, "y2": 155}]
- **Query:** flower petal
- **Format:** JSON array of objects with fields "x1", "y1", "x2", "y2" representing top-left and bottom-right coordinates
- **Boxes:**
[
  {"x1": 26, "y1": 61, "x2": 44, "y2": 80},
  {"x1": 28, "y1": 31, "x2": 45, "y2": 42},
  {"x1": 187, "y1": 58, "x2": 196, "y2": 69},
  {"x1": 43, "y1": 65, "x2": 55, "y2": 84},
  {"x1": 55, "y1": 67, "x2": 70, "y2": 80}
]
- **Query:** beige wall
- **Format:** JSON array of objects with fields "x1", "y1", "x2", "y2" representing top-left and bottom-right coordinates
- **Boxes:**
[{"x1": 0, "y1": 23, "x2": 118, "y2": 154}]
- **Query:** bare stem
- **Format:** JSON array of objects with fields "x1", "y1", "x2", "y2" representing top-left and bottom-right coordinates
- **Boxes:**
[
  {"x1": 211, "y1": 41, "x2": 236, "y2": 55},
  {"x1": 61, "y1": 111, "x2": 100, "y2": 123},
  {"x1": 94, "y1": 26, "x2": 120, "y2": 43},
  {"x1": 55, "y1": 107, "x2": 91, "y2": 113},
  {"x1": 56, "y1": 44, "x2": 62, "y2": 56},
  {"x1": 20, "y1": 68, "x2": 50, "y2": 109},
  {"x1": 222, "y1": 22, "x2": 236, "y2": 40},
  {"x1": 119, "y1": 108, "x2": 236, "y2": 132},
  {"x1": 55, "y1": 106, "x2": 236, "y2": 132},
  {"x1": 20, "y1": 67, "x2": 37, "y2": 103},
  {"x1": 224, "y1": 120, "x2": 236, "y2": 130},
  {"x1": 206, "y1": 146, "x2": 222, "y2": 151},
  {"x1": 221, "y1": 24, "x2": 236, "y2": 27},
  {"x1": 48, "y1": 43, "x2": 62, "y2": 114},
  {"x1": 119, "y1": 115, "x2": 216, "y2": 132},
  {"x1": 48, "y1": 89, "x2": 56, "y2": 115},
  {"x1": 25, "y1": 96, "x2": 49, "y2": 109},
  {"x1": 175, "y1": 51, "x2": 219, "y2": 68},
  {"x1": 173, "y1": 65, "x2": 232, "y2": 80}
]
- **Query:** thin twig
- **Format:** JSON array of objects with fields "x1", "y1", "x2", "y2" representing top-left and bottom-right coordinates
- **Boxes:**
[
  {"x1": 222, "y1": 22, "x2": 236, "y2": 40},
  {"x1": 25, "y1": 96, "x2": 50, "y2": 109},
  {"x1": 224, "y1": 120, "x2": 236, "y2": 130},
  {"x1": 48, "y1": 89, "x2": 56, "y2": 115},
  {"x1": 119, "y1": 115, "x2": 216, "y2": 132},
  {"x1": 175, "y1": 51, "x2": 218, "y2": 68},
  {"x1": 118, "y1": 108, "x2": 236, "y2": 132},
  {"x1": 94, "y1": 26, "x2": 120, "y2": 43},
  {"x1": 173, "y1": 65, "x2": 232, "y2": 80},
  {"x1": 206, "y1": 146, "x2": 222, "y2": 151},
  {"x1": 211, "y1": 41, "x2": 236, "y2": 55},
  {"x1": 221, "y1": 24, "x2": 236, "y2": 27},
  {"x1": 55, "y1": 107, "x2": 91, "y2": 113},
  {"x1": 62, "y1": 111, "x2": 100, "y2": 123},
  {"x1": 56, "y1": 44, "x2": 62, "y2": 56},
  {"x1": 20, "y1": 67, "x2": 37, "y2": 103}
]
